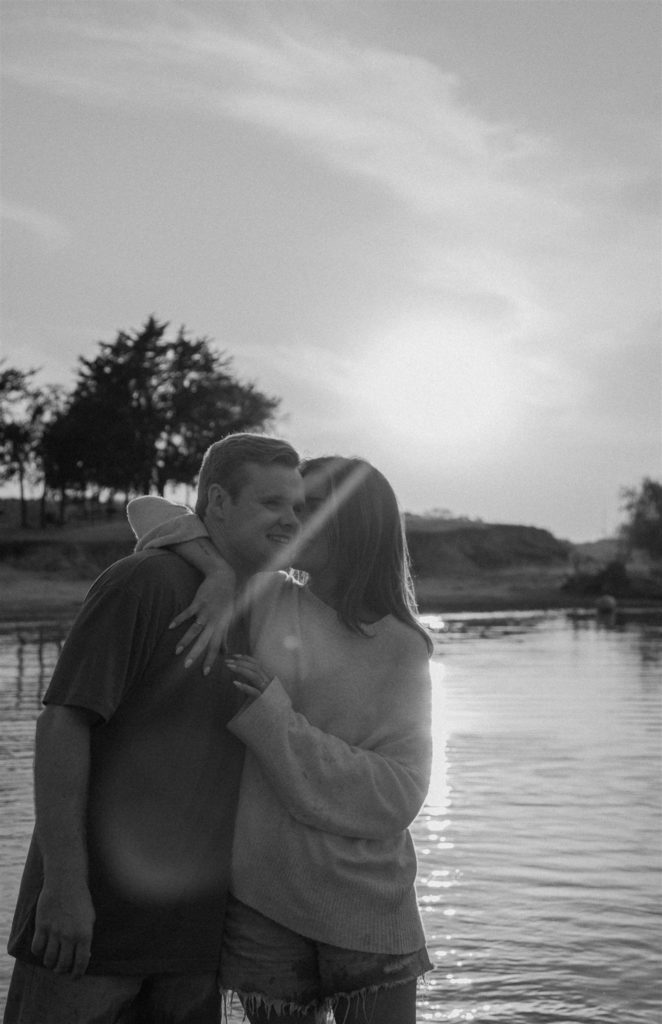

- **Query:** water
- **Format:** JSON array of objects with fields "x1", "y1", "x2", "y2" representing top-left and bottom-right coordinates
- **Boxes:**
[{"x1": 1, "y1": 611, "x2": 660, "y2": 1022}]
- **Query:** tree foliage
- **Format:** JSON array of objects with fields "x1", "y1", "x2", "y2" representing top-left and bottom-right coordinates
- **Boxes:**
[
  {"x1": 620, "y1": 478, "x2": 662, "y2": 558},
  {"x1": 0, "y1": 365, "x2": 45, "y2": 526},
  {"x1": 0, "y1": 318, "x2": 281, "y2": 526},
  {"x1": 41, "y1": 317, "x2": 279, "y2": 498}
]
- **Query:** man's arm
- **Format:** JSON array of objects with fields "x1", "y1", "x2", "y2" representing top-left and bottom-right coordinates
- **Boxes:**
[{"x1": 31, "y1": 705, "x2": 98, "y2": 978}]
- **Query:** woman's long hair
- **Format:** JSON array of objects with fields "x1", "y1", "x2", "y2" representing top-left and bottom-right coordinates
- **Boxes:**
[{"x1": 300, "y1": 457, "x2": 433, "y2": 655}]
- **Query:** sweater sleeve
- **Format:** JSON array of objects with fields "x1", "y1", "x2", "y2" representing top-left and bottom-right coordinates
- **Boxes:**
[
  {"x1": 127, "y1": 496, "x2": 209, "y2": 552},
  {"x1": 228, "y1": 672, "x2": 432, "y2": 840}
]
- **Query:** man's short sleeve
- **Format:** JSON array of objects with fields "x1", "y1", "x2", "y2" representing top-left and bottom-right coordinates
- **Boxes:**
[{"x1": 43, "y1": 553, "x2": 188, "y2": 721}]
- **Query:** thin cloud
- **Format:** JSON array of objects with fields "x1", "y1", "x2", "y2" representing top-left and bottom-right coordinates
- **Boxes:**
[
  {"x1": 1, "y1": 199, "x2": 72, "y2": 249},
  {"x1": 3, "y1": 12, "x2": 647, "y2": 242},
  {"x1": 2, "y1": 5, "x2": 658, "y2": 538},
  {"x1": 7, "y1": 9, "x2": 652, "y2": 329}
]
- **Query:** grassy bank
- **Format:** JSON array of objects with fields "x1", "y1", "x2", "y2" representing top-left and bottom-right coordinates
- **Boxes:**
[
  {"x1": 0, "y1": 519, "x2": 134, "y2": 623},
  {"x1": 0, "y1": 517, "x2": 659, "y2": 623}
]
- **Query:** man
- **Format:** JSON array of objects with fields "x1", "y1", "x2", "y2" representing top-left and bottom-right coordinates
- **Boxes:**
[{"x1": 4, "y1": 434, "x2": 304, "y2": 1024}]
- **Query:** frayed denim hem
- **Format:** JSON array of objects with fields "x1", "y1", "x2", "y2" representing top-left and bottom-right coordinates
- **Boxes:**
[
  {"x1": 223, "y1": 987, "x2": 327, "y2": 1022},
  {"x1": 221, "y1": 970, "x2": 428, "y2": 1024}
]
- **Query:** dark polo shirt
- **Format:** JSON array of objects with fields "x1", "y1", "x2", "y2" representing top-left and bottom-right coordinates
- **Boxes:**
[{"x1": 8, "y1": 550, "x2": 245, "y2": 975}]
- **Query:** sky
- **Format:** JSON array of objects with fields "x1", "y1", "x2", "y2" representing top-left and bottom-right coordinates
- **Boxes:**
[{"x1": 1, "y1": 1, "x2": 660, "y2": 541}]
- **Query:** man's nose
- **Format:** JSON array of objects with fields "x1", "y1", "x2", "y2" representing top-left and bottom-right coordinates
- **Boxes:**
[{"x1": 279, "y1": 505, "x2": 300, "y2": 529}]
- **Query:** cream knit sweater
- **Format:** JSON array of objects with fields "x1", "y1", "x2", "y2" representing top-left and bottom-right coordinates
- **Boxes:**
[{"x1": 127, "y1": 498, "x2": 432, "y2": 953}]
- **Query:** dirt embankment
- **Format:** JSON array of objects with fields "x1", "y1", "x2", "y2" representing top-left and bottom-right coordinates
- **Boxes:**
[
  {"x1": 405, "y1": 520, "x2": 574, "y2": 611},
  {"x1": 407, "y1": 521, "x2": 569, "y2": 573}
]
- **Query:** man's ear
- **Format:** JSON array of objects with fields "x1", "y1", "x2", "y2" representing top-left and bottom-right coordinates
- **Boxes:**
[{"x1": 205, "y1": 483, "x2": 231, "y2": 522}]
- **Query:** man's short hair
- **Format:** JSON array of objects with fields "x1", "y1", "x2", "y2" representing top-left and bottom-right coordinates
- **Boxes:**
[{"x1": 195, "y1": 433, "x2": 300, "y2": 516}]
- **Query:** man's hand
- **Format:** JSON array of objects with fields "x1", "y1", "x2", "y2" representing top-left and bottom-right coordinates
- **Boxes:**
[{"x1": 31, "y1": 881, "x2": 96, "y2": 978}]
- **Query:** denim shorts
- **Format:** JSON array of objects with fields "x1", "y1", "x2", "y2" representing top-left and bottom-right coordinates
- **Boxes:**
[{"x1": 220, "y1": 895, "x2": 432, "y2": 1022}]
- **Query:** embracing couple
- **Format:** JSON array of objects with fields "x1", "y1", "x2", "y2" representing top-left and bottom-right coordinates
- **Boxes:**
[{"x1": 5, "y1": 433, "x2": 433, "y2": 1024}]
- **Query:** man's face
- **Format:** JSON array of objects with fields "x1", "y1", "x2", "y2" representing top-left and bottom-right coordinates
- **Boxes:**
[{"x1": 206, "y1": 462, "x2": 305, "y2": 575}]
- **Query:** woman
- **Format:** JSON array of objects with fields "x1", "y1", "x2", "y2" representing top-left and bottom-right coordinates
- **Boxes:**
[{"x1": 128, "y1": 456, "x2": 433, "y2": 1024}]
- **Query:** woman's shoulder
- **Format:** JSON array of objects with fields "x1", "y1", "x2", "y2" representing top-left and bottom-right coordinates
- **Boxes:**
[
  {"x1": 244, "y1": 570, "x2": 303, "y2": 607},
  {"x1": 377, "y1": 615, "x2": 432, "y2": 663}
]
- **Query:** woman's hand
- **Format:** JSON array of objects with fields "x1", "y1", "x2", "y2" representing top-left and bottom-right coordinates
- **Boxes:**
[
  {"x1": 225, "y1": 655, "x2": 273, "y2": 701},
  {"x1": 169, "y1": 569, "x2": 236, "y2": 675}
]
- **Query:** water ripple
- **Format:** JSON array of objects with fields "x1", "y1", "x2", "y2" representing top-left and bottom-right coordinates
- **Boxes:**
[{"x1": 1, "y1": 614, "x2": 661, "y2": 1021}]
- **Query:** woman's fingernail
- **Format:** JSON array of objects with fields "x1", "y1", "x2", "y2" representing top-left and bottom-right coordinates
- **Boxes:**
[
  {"x1": 203, "y1": 667, "x2": 211, "y2": 676},
  {"x1": 184, "y1": 658, "x2": 193, "y2": 669},
  {"x1": 175, "y1": 646, "x2": 183, "y2": 655}
]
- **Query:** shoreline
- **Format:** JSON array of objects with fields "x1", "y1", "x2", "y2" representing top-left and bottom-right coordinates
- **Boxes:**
[
  {"x1": 2, "y1": 565, "x2": 658, "y2": 628},
  {"x1": 0, "y1": 569, "x2": 91, "y2": 624}
]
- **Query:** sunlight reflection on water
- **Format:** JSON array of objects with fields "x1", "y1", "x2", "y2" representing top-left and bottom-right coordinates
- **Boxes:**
[
  {"x1": 1, "y1": 612, "x2": 661, "y2": 1022},
  {"x1": 413, "y1": 611, "x2": 661, "y2": 1023}
]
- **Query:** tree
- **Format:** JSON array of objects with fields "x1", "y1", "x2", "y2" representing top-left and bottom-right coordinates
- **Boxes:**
[
  {"x1": 0, "y1": 364, "x2": 42, "y2": 527},
  {"x1": 0, "y1": 365, "x2": 70, "y2": 527},
  {"x1": 620, "y1": 478, "x2": 662, "y2": 558},
  {"x1": 43, "y1": 317, "x2": 280, "y2": 500},
  {"x1": 39, "y1": 387, "x2": 88, "y2": 523}
]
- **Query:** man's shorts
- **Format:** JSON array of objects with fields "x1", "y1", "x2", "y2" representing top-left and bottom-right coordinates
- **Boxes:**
[
  {"x1": 220, "y1": 895, "x2": 432, "y2": 1021},
  {"x1": 3, "y1": 959, "x2": 221, "y2": 1024}
]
